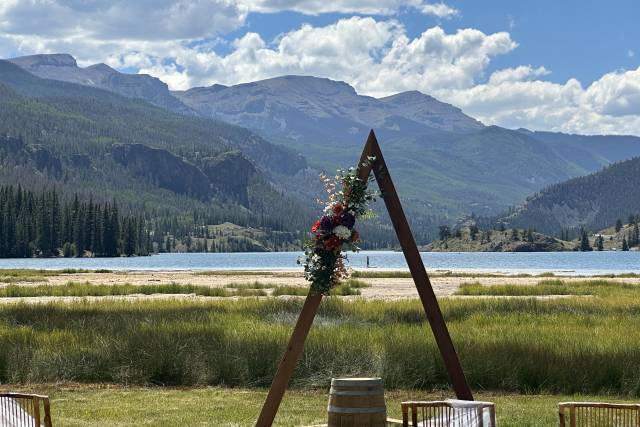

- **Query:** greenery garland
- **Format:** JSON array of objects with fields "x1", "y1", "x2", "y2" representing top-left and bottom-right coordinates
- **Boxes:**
[{"x1": 300, "y1": 157, "x2": 378, "y2": 295}]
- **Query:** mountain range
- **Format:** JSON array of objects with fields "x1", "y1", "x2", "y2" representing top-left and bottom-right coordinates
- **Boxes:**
[
  {"x1": 3, "y1": 53, "x2": 640, "y2": 244},
  {"x1": 0, "y1": 58, "x2": 318, "y2": 251}
]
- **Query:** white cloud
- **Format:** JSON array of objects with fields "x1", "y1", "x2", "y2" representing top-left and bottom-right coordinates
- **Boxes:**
[
  {"x1": 420, "y1": 3, "x2": 459, "y2": 18},
  {"x1": 1, "y1": 1, "x2": 640, "y2": 136},
  {"x1": 488, "y1": 65, "x2": 550, "y2": 85},
  {"x1": 584, "y1": 68, "x2": 640, "y2": 116},
  {"x1": 0, "y1": 0, "x2": 247, "y2": 41},
  {"x1": 441, "y1": 66, "x2": 640, "y2": 135},
  {"x1": 240, "y1": 0, "x2": 459, "y2": 16},
  {"x1": 119, "y1": 19, "x2": 514, "y2": 98}
]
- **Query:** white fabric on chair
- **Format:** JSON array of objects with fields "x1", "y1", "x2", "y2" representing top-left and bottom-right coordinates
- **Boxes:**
[
  {"x1": 0, "y1": 397, "x2": 40, "y2": 427},
  {"x1": 417, "y1": 399, "x2": 495, "y2": 427}
]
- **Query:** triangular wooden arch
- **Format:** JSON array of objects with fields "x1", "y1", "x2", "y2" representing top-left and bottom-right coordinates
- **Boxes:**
[{"x1": 256, "y1": 130, "x2": 472, "y2": 426}]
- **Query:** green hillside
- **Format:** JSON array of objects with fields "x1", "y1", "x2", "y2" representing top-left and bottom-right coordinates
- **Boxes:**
[{"x1": 499, "y1": 156, "x2": 640, "y2": 236}]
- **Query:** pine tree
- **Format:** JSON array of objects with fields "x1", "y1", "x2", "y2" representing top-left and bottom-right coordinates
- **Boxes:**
[
  {"x1": 469, "y1": 225, "x2": 479, "y2": 241},
  {"x1": 596, "y1": 235, "x2": 604, "y2": 251},
  {"x1": 438, "y1": 225, "x2": 451, "y2": 241},
  {"x1": 622, "y1": 238, "x2": 629, "y2": 251},
  {"x1": 580, "y1": 230, "x2": 592, "y2": 251},
  {"x1": 526, "y1": 229, "x2": 534, "y2": 243},
  {"x1": 615, "y1": 219, "x2": 623, "y2": 232}
]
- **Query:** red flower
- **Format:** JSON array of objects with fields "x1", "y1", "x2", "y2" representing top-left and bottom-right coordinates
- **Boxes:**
[
  {"x1": 311, "y1": 220, "x2": 321, "y2": 232},
  {"x1": 324, "y1": 235, "x2": 342, "y2": 250}
]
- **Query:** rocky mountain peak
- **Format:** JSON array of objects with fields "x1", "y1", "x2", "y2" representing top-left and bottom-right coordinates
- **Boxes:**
[
  {"x1": 9, "y1": 53, "x2": 78, "y2": 69},
  {"x1": 233, "y1": 75, "x2": 357, "y2": 97},
  {"x1": 86, "y1": 63, "x2": 117, "y2": 74}
]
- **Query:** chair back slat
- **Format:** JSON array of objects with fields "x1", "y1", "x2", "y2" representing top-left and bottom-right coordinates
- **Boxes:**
[
  {"x1": 0, "y1": 393, "x2": 52, "y2": 427},
  {"x1": 401, "y1": 400, "x2": 495, "y2": 427},
  {"x1": 560, "y1": 402, "x2": 640, "y2": 427}
]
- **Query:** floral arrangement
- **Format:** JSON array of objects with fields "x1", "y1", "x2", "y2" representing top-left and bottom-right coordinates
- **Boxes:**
[{"x1": 300, "y1": 157, "x2": 377, "y2": 295}]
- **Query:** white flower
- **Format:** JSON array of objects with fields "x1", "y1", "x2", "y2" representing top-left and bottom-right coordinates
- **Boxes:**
[{"x1": 333, "y1": 225, "x2": 351, "y2": 240}]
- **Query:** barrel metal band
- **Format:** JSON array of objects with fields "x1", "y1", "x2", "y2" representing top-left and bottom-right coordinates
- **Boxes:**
[
  {"x1": 327, "y1": 405, "x2": 386, "y2": 414},
  {"x1": 329, "y1": 388, "x2": 383, "y2": 396}
]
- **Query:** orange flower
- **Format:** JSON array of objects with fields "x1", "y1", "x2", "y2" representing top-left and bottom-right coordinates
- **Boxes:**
[{"x1": 332, "y1": 204, "x2": 344, "y2": 216}]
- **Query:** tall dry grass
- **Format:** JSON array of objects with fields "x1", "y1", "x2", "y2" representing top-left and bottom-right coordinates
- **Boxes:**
[{"x1": 2, "y1": 289, "x2": 640, "y2": 394}]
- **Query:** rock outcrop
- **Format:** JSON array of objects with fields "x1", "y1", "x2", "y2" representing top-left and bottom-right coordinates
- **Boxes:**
[{"x1": 111, "y1": 144, "x2": 210, "y2": 199}]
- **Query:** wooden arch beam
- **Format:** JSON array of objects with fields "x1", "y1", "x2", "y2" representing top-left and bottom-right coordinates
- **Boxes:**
[{"x1": 256, "y1": 130, "x2": 472, "y2": 427}]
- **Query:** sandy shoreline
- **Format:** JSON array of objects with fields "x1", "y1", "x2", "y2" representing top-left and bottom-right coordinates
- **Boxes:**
[{"x1": 1, "y1": 269, "x2": 639, "y2": 303}]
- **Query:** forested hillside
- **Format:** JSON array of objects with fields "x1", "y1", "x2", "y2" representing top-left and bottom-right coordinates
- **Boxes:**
[
  {"x1": 0, "y1": 185, "x2": 149, "y2": 257},
  {"x1": 496, "y1": 156, "x2": 640, "y2": 236}
]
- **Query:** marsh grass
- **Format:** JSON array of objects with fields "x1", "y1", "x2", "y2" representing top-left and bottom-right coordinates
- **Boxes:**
[
  {"x1": 352, "y1": 270, "x2": 539, "y2": 279},
  {"x1": 0, "y1": 281, "x2": 272, "y2": 298},
  {"x1": 193, "y1": 270, "x2": 299, "y2": 277},
  {"x1": 225, "y1": 281, "x2": 276, "y2": 290},
  {"x1": 0, "y1": 268, "x2": 113, "y2": 283},
  {"x1": 270, "y1": 280, "x2": 368, "y2": 297},
  {"x1": 456, "y1": 279, "x2": 639, "y2": 296},
  {"x1": 353, "y1": 271, "x2": 639, "y2": 279},
  {"x1": 194, "y1": 270, "x2": 268, "y2": 276},
  {"x1": 271, "y1": 286, "x2": 308, "y2": 296},
  {"x1": 3, "y1": 293, "x2": 640, "y2": 394},
  {"x1": 0, "y1": 276, "x2": 49, "y2": 284}
]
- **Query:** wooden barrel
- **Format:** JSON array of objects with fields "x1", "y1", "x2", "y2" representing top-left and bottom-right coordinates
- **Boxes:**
[{"x1": 327, "y1": 377, "x2": 386, "y2": 427}]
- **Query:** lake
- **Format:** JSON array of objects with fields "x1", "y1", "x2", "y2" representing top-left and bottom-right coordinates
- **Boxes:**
[{"x1": 0, "y1": 251, "x2": 638, "y2": 275}]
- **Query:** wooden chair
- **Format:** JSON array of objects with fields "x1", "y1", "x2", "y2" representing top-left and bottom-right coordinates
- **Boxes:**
[
  {"x1": 401, "y1": 400, "x2": 496, "y2": 427},
  {"x1": 0, "y1": 393, "x2": 52, "y2": 427},
  {"x1": 559, "y1": 402, "x2": 640, "y2": 426}
]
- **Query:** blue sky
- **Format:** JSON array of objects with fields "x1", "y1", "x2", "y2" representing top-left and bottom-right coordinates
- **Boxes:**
[
  {"x1": 238, "y1": 1, "x2": 639, "y2": 86},
  {"x1": 1, "y1": 0, "x2": 639, "y2": 135}
]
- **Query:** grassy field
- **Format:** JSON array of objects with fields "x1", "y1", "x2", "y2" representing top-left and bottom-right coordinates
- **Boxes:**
[{"x1": 2, "y1": 385, "x2": 639, "y2": 426}]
